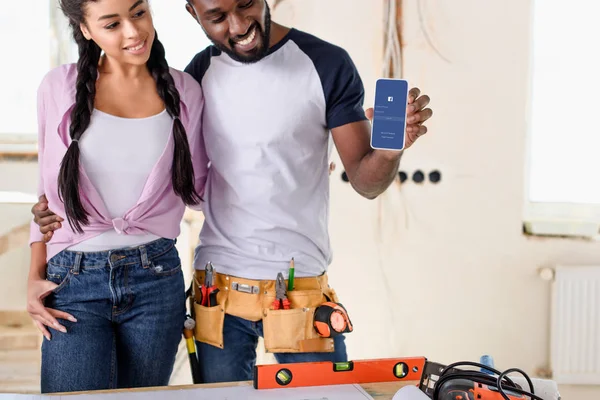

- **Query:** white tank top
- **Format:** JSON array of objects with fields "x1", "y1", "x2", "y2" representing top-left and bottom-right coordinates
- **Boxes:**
[{"x1": 68, "y1": 108, "x2": 172, "y2": 252}]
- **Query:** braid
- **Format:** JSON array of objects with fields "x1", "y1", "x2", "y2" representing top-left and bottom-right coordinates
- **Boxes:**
[
  {"x1": 57, "y1": 27, "x2": 101, "y2": 234},
  {"x1": 147, "y1": 33, "x2": 201, "y2": 205}
]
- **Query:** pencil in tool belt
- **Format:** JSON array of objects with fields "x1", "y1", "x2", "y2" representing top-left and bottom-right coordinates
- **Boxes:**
[{"x1": 288, "y1": 257, "x2": 295, "y2": 291}]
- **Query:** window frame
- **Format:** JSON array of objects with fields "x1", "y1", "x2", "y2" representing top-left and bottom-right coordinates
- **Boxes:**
[
  {"x1": 0, "y1": 0, "x2": 73, "y2": 155},
  {"x1": 522, "y1": 0, "x2": 600, "y2": 239},
  {"x1": 0, "y1": 0, "x2": 211, "y2": 158}
]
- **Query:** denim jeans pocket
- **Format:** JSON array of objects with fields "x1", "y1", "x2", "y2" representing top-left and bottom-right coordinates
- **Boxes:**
[
  {"x1": 46, "y1": 263, "x2": 72, "y2": 294},
  {"x1": 146, "y1": 244, "x2": 182, "y2": 277}
]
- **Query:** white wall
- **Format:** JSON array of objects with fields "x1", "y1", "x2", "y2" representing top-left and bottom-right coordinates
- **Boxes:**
[
  {"x1": 0, "y1": 162, "x2": 38, "y2": 311},
  {"x1": 272, "y1": 0, "x2": 600, "y2": 398}
]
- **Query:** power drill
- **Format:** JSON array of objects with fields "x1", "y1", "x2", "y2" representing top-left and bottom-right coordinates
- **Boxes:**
[
  {"x1": 434, "y1": 378, "x2": 526, "y2": 399},
  {"x1": 419, "y1": 362, "x2": 528, "y2": 400}
]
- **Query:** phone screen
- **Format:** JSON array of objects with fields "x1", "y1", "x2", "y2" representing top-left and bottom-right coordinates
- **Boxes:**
[{"x1": 370, "y1": 78, "x2": 409, "y2": 151}]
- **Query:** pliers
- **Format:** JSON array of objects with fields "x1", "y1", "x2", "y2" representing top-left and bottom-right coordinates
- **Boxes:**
[
  {"x1": 272, "y1": 272, "x2": 291, "y2": 310},
  {"x1": 200, "y1": 262, "x2": 219, "y2": 307}
]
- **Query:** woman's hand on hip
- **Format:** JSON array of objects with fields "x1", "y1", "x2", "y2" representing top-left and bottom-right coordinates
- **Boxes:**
[{"x1": 26, "y1": 278, "x2": 77, "y2": 340}]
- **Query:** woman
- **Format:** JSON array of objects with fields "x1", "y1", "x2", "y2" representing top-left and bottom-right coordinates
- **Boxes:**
[{"x1": 26, "y1": 0, "x2": 208, "y2": 393}]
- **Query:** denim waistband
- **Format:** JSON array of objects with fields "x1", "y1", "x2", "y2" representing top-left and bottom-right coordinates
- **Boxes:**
[{"x1": 48, "y1": 238, "x2": 176, "y2": 270}]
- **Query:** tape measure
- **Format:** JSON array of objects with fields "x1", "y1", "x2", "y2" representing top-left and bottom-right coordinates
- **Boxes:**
[{"x1": 313, "y1": 302, "x2": 353, "y2": 337}]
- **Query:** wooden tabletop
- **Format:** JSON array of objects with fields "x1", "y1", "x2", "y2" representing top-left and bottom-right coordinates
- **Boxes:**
[
  {"x1": 361, "y1": 381, "x2": 415, "y2": 398},
  {"x1": 49, "y1": 380, "x2": 417, "y2": 399}
]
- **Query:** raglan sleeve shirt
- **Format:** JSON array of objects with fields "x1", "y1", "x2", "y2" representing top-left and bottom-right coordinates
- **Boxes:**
[{"x1": 321, "y1": 48, "x2": 368, "y2": 130}]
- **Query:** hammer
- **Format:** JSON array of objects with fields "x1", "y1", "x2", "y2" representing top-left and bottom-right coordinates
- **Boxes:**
[{"x1": 183, "y1": 316, "x2": 202, "y2": 384}]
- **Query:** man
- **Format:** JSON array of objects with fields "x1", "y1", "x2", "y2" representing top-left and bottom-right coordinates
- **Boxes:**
[{"x1": 31, "y1": 0, "x2": 432, "y2": 384}]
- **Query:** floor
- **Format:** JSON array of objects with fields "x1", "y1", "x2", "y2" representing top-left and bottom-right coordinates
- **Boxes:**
[{"x1": 0, "y1": 312, "x2": 42, "y2": 393}]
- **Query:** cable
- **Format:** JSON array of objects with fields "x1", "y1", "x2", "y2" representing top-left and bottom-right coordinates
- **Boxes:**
[
  {"x1": 497, "y1": 368, "x2": 536, "y2": 400},
  {"x1": 440, "y1": 361, "x2": 520, "y2": 388},
  {"x1": 416, "y1": 0, "x2": 451, "y2": 64},
  {"x1": 431, "y1": 361, "x2": 546, "y2": 400},
  {"x1": 382, "y1": 0, "x2": 403, "y2": 78}
]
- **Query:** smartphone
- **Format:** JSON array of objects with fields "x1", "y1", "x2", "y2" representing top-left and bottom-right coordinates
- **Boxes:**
[{"x1": 370, "y1": 78, "x2": 409, "y2": 151}]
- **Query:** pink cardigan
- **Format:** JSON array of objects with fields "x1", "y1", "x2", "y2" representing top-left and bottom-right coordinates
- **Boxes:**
[{"x1": 30, "y1": 64, "x2": 208, "y2": 261}]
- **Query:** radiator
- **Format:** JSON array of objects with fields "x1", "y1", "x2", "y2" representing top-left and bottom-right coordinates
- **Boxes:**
[{"x1": 550, "y1": 265, "x2": 600, "y2": 384}]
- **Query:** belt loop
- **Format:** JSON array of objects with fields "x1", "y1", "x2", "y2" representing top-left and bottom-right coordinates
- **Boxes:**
[
  {"x1": 73, "y1": 252, "x2": 82, "y2": 275},
  {"x1": 140, "y1": 245, "x2": 149, "y2": 268}
]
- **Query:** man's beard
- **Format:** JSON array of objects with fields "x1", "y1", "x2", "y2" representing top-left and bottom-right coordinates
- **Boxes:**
[{"x1": 205, "y1": 3, "x2": 271, "y2": 64}]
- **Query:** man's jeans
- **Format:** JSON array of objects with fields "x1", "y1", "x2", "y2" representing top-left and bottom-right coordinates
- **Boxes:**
[
  {"x1": 195, "y1": 313, "x2": 348, "y2": 383},
  {"x1": 40, "y1": 238, "x2": 186, "y2": 393}
]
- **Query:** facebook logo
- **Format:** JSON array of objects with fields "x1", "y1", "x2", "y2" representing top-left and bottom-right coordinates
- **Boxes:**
[{"x1": 388, "y1": 96, "x2": 394, "y2": 102}]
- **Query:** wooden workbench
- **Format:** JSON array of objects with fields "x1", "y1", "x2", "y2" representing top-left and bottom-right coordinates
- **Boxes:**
[
  {"x1": 358, "y1": 381, "x2": 415, "y2": 398},
  {"x1": 48, "y1": 380, "x2": 417, "y2": 399}
]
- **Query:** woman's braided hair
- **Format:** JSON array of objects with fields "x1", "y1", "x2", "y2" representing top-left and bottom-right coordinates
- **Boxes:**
[{"x1": 58, "y1": 0, "x2": 200, "y2": 233}]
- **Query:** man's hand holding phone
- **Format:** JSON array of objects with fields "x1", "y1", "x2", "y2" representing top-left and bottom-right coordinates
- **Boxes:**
[
  {"x1": 404, "y1": 87, "x2": 432, "y2": 147},
  {"x1": 366, "y1": 85, "x2": 432, "y2": 156}
]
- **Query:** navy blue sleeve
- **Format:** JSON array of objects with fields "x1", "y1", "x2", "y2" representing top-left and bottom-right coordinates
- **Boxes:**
[
  {"x1": 291, "y1": 31, "x2": 367, "y2": 129},
  {"x1": 184, "y1": 46, "x2": 221, "y2": 87}
]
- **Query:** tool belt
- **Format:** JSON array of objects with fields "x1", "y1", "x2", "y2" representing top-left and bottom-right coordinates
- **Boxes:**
[{"x1": 189, "y1": 269, "x2": 346, "y2": 353}]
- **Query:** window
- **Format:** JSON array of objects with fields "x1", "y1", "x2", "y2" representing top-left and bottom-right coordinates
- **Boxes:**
[
  {"x1": 0, "y1": 1, "x2": 55, "y2": 146},
  {"x1": 0, "y1": 0, "x2": 211, "y2": 151},
  {"x1": 149, "y1": 1, "x2": 211, "y2": 71},
  {"x1": 524, "y1": 0, "x2": 600, "y2": 237}
]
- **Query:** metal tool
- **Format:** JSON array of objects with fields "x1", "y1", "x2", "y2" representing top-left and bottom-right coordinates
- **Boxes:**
[
  {"x1": 419, "y1": 361, "x2": 531, "y2": 400},
  {"x1": 231, "y1": 282, "x2": 259, "y2": 294},
  {"x1": 272, "y1": 272, "x2": 291, "y2": 310},
  {"x1": 199, "y1": 262, "x2": 219, "y2": 307}
]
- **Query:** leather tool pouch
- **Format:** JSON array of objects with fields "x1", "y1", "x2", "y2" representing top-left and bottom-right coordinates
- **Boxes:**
[
  {"x1": 192, "y1": 275, "x2": 226, "y2": 349},
  {"x1": 189, "y1": 270, "x2": 346, "y2": 353},
  {"x1": 262, "y1": 285, "x2": 341, "y2": 354}
]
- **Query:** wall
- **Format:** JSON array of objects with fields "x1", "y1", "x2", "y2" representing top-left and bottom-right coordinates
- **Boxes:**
[
  {"x1": 0, "y1": 161, "x2": 39, "y2": 310},
  {"x1": 272, "y1": 0, "x2": 600, "y2": 398}
]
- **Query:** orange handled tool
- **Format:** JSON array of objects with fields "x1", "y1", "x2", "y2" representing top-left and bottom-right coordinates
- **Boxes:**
[
  {"x1": 272, "y1": 272, "x2": 290, "y2": 310},
  {"x1": 421, "y1": 361, "x2": 536, "y2": 400},
  {"x1": 199, "y1": 262, "x2": 219, "y2": 307},
  {"x1": 437, "y1": 380, "x2": 526, "y2": 400},
  {"x1": 253, "y1": 357, "x2": 427, "y2": 389}
]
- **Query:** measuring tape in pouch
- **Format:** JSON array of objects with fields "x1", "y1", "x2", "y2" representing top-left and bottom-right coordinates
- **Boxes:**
[{"x1": 313, "y1": 302, "x2": 353, "y2": 337}]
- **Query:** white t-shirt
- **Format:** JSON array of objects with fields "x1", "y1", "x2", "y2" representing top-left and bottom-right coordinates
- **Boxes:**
[
  {"x1": 184, "y1": 28, "x2": 367, "y2": 279},
  {"x1": 68, "y1": 108, "x2": 172, "y2": 251}
]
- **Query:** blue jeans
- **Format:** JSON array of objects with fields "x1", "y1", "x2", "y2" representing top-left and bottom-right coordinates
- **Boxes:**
[
  {"x1": 40, "y1": 238, "x2": 186, "y2": 393},
  {"x1": 195, "y1": 313, "x2": 347, "y2": 383}
]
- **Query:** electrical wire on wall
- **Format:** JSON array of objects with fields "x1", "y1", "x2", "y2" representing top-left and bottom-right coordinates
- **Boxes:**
[
  {"x1": 382, "y1": 0, "x2": 404, "y2": 78},
  {"x1": 417, "y1": 0, "x2": 451, "y2": 64},
  {"x1": 373, "y1": 0, "x2": 409, "y2": 356},
  {"x1": 272, "y1": 0, "x2": 285, "y2": 10}
]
